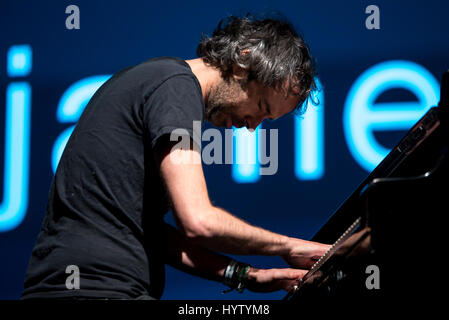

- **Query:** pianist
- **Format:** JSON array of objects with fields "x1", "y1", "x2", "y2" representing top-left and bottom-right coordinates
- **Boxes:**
[{"x1": 22, "y1": 14, "x2": 330, "y2": 300}]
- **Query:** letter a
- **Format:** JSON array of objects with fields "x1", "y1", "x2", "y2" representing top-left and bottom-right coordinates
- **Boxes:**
[
  {"x1": 65, "y1": 265, "x2": 80, "y2": 289},
  {"x1": 365, "y1": 265, "x2": 380, "y2": 289},
  {"x1": 65, "y1": 5, "x2": 80, "y2": 30},
  {"x1": 365, "y1": 5, "x2": 380, "y2": 30}
]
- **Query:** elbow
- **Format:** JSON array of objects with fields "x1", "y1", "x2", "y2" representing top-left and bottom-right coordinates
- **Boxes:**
[{"x1": 179, "y1": 211, "x2": 214, "y2": 241}]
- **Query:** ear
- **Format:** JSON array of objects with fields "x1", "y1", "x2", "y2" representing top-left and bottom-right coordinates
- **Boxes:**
[
  {"x1": 230, "y1": 48, "x2": 251, "y2": 82},
  {"x1": 231, "y1": 64, "x2": 248, "y2": 81}
]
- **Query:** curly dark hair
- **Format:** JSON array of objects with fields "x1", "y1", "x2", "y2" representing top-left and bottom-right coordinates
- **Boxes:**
[{"x1": 196, "y1": 14, "x2": 318, "y2": 114}]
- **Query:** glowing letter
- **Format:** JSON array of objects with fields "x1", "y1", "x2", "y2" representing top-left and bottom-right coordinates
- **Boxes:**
[
  {"x1": 295, "y1": 78, "x2": 324, "y2": 180},
  {"x1": 343, "y1": 60, "x2": 439, "y2": 172},
  {"x1": 0, "y1": 45, "x2": 32, "y2": 232},
  {"x1": 52, "y1": 75, "x2": 110, "y2": 172},
  {"x1": 232, "y1": 127, "x2": 261, "y2": 183}
]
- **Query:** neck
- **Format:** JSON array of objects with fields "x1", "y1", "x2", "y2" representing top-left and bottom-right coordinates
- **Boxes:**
[{"x1": 185, "y1": 58, "x2": 221, "y2": 105}]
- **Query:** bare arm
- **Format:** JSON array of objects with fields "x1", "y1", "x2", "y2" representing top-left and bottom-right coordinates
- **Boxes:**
[
  {"x1": 163, "y1": 222, "x2": 307, "y2": 292},
  {"x1": 163, "y1": 222, "x2": 229, "y2": 282},
  {"x1": 156, "y1": 138, "x2": 329, "y2": 269}
]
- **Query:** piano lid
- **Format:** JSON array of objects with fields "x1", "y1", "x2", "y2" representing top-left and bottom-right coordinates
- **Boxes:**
[{"x1": 311, "y1": 70, "x2": 448, "y2": 244}]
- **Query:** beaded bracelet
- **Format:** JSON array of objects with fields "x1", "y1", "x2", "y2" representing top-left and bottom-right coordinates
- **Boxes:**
[{"x1": 222, "y1": 260, "x2": 251, "y2": 294}]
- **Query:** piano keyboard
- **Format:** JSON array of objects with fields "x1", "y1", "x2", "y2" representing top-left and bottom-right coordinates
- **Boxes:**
[{"x1": 292, "y1": 217, "x2": 362, "y2": 293}]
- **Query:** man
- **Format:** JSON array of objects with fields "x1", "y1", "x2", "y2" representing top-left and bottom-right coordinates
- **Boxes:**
[{"x1": 22, "y1": 15, "x2": 330, "y2": 300}]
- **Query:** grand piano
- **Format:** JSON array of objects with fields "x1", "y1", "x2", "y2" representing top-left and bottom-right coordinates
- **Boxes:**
[{"x1": 284, "y1": 70, "x2": 448, "y2": 302}]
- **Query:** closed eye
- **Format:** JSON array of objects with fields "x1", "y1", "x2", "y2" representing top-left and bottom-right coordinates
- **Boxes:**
[{"x1": 264, "y1": 99, "x2": 273, "y2": 119}]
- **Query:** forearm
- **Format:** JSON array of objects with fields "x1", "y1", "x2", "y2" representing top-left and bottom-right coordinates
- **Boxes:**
[
  {"x1": 163, "y1": 223, "x2": 231, "y2": 282},
  {"x1": 157, "y1": 146, "x2": 327, "y2": 265},
  {"x1": 162, "y1": 223, "x2": 309, "y2": 294},
  {"x1": 184, "y1": 205, "x2": 306, "y2": 257}
]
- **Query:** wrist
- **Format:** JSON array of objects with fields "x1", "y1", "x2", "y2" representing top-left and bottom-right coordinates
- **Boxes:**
[
  {"x1": 282, "y1": 236, "x2": 295, "y2": 258},
  {"x1": 221, "y1": 259, "x2": 251, "y2": 293}
]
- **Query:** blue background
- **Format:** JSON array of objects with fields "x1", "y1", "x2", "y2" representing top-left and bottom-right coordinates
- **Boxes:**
[{"x1": 0, "y1": 0, "x2": 448, "y2": 300}]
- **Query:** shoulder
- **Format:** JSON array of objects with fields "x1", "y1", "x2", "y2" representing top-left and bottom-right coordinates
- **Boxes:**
[
  {"x1": 137, "y1": 56, "x2": 195, "y2": 81},
  {"x1": 130, "y1": 56, "x2": 202, "y2": 96}
]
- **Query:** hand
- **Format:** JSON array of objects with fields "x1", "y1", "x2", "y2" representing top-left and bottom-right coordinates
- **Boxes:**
[
  {"x1": 283, "y1": 238, "x2": 331, "y2": 269},
  {"x1": 245, "y1": 267, "x2": 308, "y2": 293}
]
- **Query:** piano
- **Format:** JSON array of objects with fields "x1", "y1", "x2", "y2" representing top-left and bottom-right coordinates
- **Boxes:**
[{"x1": 284, "y1": 70, "x2": 448, "y2": 302}]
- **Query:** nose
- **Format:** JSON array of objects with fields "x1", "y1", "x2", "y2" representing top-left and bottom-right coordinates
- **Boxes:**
[{"x1": 245, "y1": 116, "x2": 264, "y2": 131}]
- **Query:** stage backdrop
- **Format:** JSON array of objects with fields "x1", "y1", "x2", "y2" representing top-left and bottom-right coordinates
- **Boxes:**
[{"x1": 0, "y1": 0, "x2": 448, "y2": 300}]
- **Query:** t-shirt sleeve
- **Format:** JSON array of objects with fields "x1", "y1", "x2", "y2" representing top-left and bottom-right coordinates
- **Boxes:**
[{"x1": 143, "y1": 74, "x2": 204, "y2": 149}]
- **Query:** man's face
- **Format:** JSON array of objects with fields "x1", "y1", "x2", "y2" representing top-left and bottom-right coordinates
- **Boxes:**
[{"x1": 205, "y1": 76, "x2": 302, "y2": 130}]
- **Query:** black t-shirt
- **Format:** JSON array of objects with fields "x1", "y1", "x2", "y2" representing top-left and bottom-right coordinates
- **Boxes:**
[{"x1": 22, "y1": 57, "x2": 205, "y2": 299}]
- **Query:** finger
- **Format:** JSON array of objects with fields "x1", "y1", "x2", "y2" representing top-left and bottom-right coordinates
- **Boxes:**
[
  {"x1": 278, "y1": 279, "x2": 300, "y2": 292},
  {"x1": 271, "y1": 268, "x2": 308, "y2": 280},
  {"x1": 256, "y1": 279, "x2": 294, "y2": 293},
  {"x1": 286, "y1": 256, "x2": 316, "y2": 269}
]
